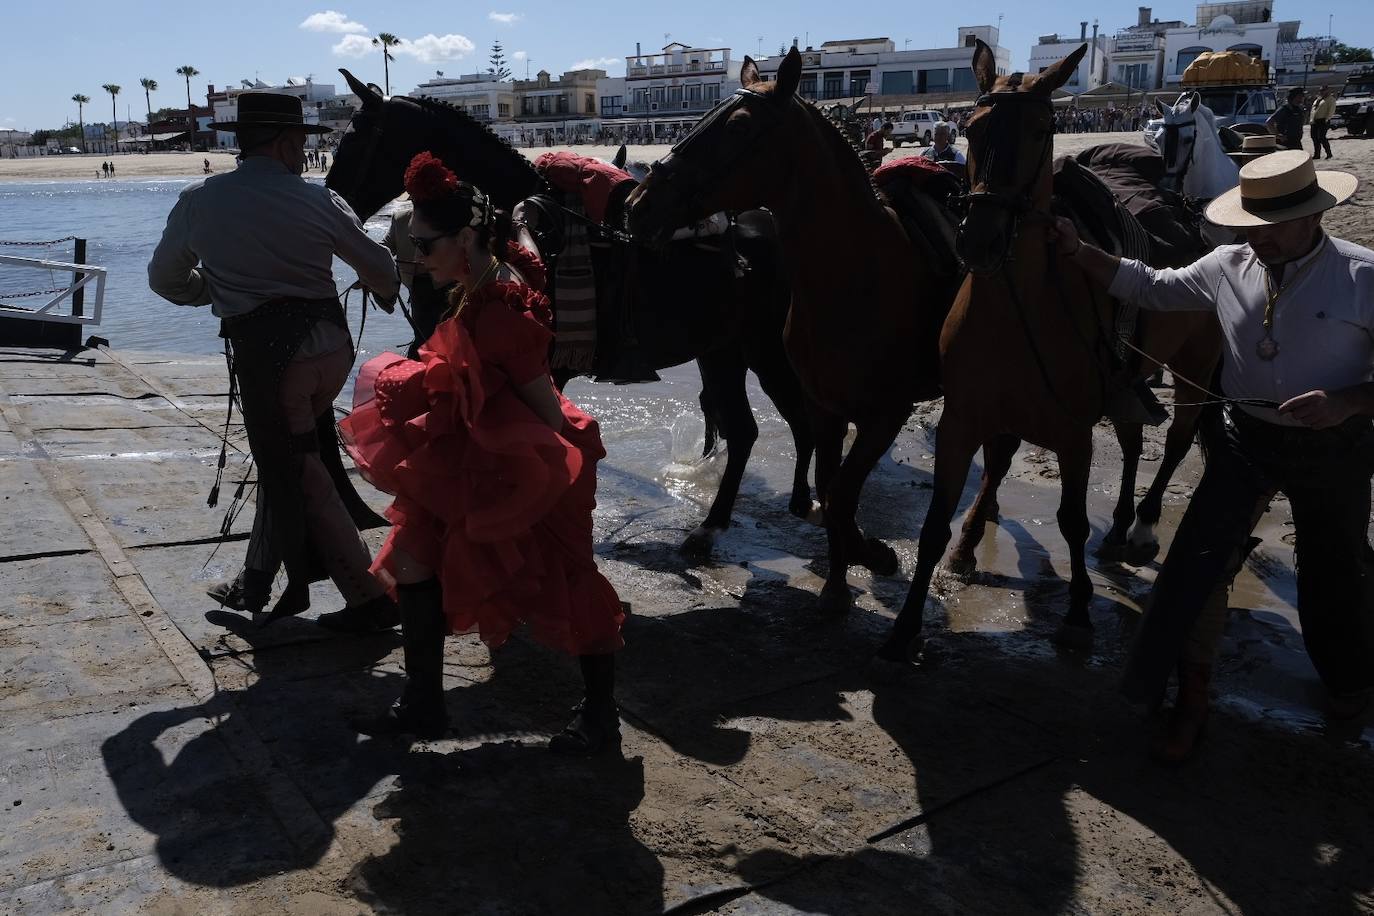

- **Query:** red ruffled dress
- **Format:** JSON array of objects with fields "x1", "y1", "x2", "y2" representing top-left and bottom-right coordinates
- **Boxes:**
[{"x1": 340, "y1": 245, "x2": 624, "y2": 655}]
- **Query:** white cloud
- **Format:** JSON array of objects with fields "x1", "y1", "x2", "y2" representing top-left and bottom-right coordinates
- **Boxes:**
[
  {"x1": 512, "y1": 50, "x2": 527, "y2": 61},
  {"x1": 570, "y1": 56, "x2": 620, "y2": 70},
  {"x1": 394, "y1": 33, "x2": 476, "y2": 64},
  {"x1": 487, "y1": 11, "x2": 521, "y2": 24},
  {"x1": 300, "y1": 10, "x2": 367, "y2": 34},
  {"x1": 332, "y1": 34, "x2": 374, "y2": 58}
]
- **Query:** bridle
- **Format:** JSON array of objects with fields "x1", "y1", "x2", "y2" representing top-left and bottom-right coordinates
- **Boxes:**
[
  {"x1": 1160, "y1": 115, "x2": 1197, "y2": 187},
  {"x1": 645, "y1": 88, "x2": 788, "y2": 218},
  {"x1": 334, "y1": 109, "x2": 387, "y2": 212},
  {"x1": 957, "y1": 90, "x2": 1057, "y2": 274}
]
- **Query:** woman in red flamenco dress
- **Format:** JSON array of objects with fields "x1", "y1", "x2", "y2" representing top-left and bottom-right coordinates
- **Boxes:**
[{"x1": 342, "y1": 151, "x2": 624, "y2": 753}]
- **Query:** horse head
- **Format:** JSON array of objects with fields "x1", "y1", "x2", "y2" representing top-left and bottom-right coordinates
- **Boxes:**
[
  {"x1": 1154, "y1": 92, "x2": 1203, "y2": 194},
  {"x1": 955, "y1": 40, "x2": 1085, "y2": 277},
  {"x1": 1154, "y1": 92, "x2": 1239, "y2": 203},
  {"x1": 628, "y1": 48, "x2": 806, "y2": 244},
  {"x1": 327, "y1": 67, "x2": 541, "y2": 220}
]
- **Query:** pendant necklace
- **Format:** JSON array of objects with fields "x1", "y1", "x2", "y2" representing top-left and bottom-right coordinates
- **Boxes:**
[
  {"x1": 445, "y1": 258, "x2": 503, "y2": 323},
  {"x1": 1257, "y1": 240, "x2": 1325, "y2": 361}
]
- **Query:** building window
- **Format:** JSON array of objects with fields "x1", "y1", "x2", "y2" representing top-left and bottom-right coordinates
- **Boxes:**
[
  {"x1": 704, "y1": 83, "x2": 721, "y2": 102},
  {"x1": 498, "y1": 102, "x2": 511, "y2": 117},
  {"x1": 538, "y1": 96, "x2": 550, "y2": 114},
  {"x1": 823, "y1": 72, "x2": 844, "y2": 99},
  {"x1": 799, "y1": 74, "x2": 817, "y2": 99},
  {"x1": 1227, "y1": 42, "x2": 1262, "y2": 58},
  {"x1": 881, "y1": 70, "x2": 914, "y2": 95},
  {"x1": 918, "y1": 68, "x2": 950, "y2": 93},
  {"x1": 522, "y1": 97, "x2": 533, "y2": 115},
  {"x1": 669, "y1": 85, "x2": 683, "y2": 104},
  {"x1": 850, "y1": 71, "x2": 870, "y2": 96},
  {"x1": 600, "y1": 95, "x2": 623, "y2": 116},
  {"x1": 1176, "y1": 46, "x2": 1209, "y2": 75},
  {"x1": 632, "y1": 88, "x2": 649, "y2": 108},
  {"x1": 585, "y1": 92, "x2": 595, "y2": 113},
  {"x1": 1117, "y1": 62, "x2": 1149, "y2": 88},
  {"x1": 651, "y1": 86, "x2": 666, "y2": 105},
  {"x1": 952, "y1": 67, "x2": 977, "y2": 92},
  {"x1": 557, "y1": 95, "x2": 569, "y2": 113},
  {"x1": 472, "y1": 104, "x2": 490, "y2": 119},
  {"x1": 686, "y1": 83, "x2": 702, "y2": 102}
]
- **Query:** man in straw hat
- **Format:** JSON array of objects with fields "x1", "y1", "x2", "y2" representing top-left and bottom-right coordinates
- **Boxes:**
[
  {"x1": 149, "y1": 92, "x2": 401, "y2": 630},
  {"x1": 1053, "y1": 149, "x2": 1371, "y2": 760}
]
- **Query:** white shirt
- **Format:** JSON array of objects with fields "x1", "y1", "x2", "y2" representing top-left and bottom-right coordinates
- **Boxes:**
[
  {"x1": 147, "y1": 157, "x2": 399, "y2": 356},
  {"x1": 920, "y1": 144, "x2": 966, "y2": 165},
  {"x1": 1109, "y1": 235, "x2": 1374, "y2": 426}
]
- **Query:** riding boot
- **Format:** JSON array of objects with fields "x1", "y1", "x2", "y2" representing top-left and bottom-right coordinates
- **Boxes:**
[
  {"x1": 206, "y1": 567, "x2": 273, "y2": 613},
  {"x1": 355, "y1": 578, "x2": 448, "y2": 740},
  {"x1": 1151, "y1": 662, "x2": 1211, "y2": 765},
  {"x1": 550, "y1": 654, "x2": 621, "y2": 755}
]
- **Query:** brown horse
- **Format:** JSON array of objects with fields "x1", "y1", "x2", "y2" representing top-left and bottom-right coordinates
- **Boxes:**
[
  {"x1": 878, "y1": 42, "x2": 1219, "y2": 662},
  {"x1": 628, "y1": 49, "x2": 949, "y2": 614}
]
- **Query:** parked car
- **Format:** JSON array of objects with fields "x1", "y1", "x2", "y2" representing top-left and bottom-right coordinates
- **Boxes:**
[
  {"x1": 65, "y1": 147, "x2": 84, "y2": 154},
  {"x1": 891, "y1": 110, "x2": 949, "y2": 147},
  {"x1": 1192, "y1": 85, "x2": 1278, "y2": 129},
  {"x1": 1332, "y1": 69, "x2": 1374, "y2": 137}
]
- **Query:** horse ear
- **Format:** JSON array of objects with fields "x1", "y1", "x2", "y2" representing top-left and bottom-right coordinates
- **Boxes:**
[
  {"x1": 773, "y1": 47, "x2": 803, "y2": 99},
  {"x1": 1155, "y1": 98, "x2": 1168, "y2": 116},
  {"x1": 1033, "y1": 44, "x2": 1088, "y2": 94},
  {"x1": 972, "y1": 39, "x2": 998, "y2": 94},
  {"x1": 740, "y1": 56, "x2": 763, "y2": 89},
  {"x1": 340, "y1": 68, "x2": 382, "y2": 111},
  {"x1": 1188, "y1": 91, "x2": 1201, "y2": 113},
  {"x1": 613, "y1": 144, "x2": 627, "y2": 170}
]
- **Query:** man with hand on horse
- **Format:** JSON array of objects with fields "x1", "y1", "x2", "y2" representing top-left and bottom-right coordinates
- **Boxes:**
[
  {"x1": 1053, "y1": 149, "x2": 1372, "y2": 760},
  {"x1": 1267, "y1": 87, "x2": 1307, "y2": 151},
  {"x1": 148, "y1": 91, "x2": 402, "y2": 630}
]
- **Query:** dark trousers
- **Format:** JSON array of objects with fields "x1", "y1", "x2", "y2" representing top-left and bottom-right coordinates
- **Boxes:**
[
  {"x1": 1122, "y1": 405, "x2": 1374, "y2": 703},
  {"x1": 1311, "y1": 119, "x2": 1332, "y2": 158}
]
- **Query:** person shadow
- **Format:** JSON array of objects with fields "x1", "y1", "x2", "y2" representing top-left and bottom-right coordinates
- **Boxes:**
[{"x1": 101, "y1": 608, "x2": 666, "y2": 911}]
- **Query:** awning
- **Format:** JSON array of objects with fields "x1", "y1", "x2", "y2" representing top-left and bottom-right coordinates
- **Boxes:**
[{"x1": 118, "y1": 131, "x2": 189, "y2": 144}]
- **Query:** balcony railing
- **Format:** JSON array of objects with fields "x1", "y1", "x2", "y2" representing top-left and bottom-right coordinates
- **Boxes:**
[
  {"x1": 627, "y1": 59, "x2": 730, "y2": 79},
  {"x1": 624, "y1": 98, "x2": 720, "y2": 114}
]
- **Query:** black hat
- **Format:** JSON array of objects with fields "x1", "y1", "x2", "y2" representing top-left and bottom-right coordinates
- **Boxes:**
[{"x1": 209, "y1": 92, "x2": 331, "y2": 133}]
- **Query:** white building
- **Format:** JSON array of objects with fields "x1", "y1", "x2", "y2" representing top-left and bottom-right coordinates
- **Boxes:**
[
  {"x1": 211, "y1": 78, "x2": 336, "y2": 147},
  {"x1": 412, "y1": 72, "x2": 518, "y2": 123},
  {"x1": 755, "y1": 29, "x2": 1011, "y2": 102},
  {"x1": 596, "y1": 42, "x2": 740, "y2": 139},
  {"x1": 1030, "y1": 23, "x2": 1110, "y2": 93},
  {"x1": 1107, "y1": 7, "x2": 1190, "y2": 91},
  {"x1": 1162, "y1": 1, "x2": 1286, "y2": 86}
]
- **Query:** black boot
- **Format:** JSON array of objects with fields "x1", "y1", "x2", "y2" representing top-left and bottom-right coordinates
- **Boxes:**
[
  {"x1": 550, "y1": 654, "x2": 620, "y2": 755},
  {"x1": 206, "y1": 567, "x2": 273, "y2": 613},
  {"x1": 355, "y1": 579, "x2": 448, "y2": 740}
]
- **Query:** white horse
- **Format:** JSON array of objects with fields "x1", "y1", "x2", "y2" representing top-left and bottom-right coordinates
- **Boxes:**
[
  {"x1": 1145, "y1": 92, "x2": 1240, "y2": 246},
  {"x1": 1146, "y1": 93, "x2": 1239, "y2": 201}
]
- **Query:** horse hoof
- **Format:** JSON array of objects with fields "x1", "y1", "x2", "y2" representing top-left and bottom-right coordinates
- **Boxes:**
[
  {"x1": 804, "y1": 502, "x2": 825, "y2": 527},
  {"x1": 681, "y1": 525, "x2": 721, "y2": 558},
  {"x1": 946, "y1": 554, "x2": 976, "y2": 582},
  {"x1": 817, "y1": 584, "x2": 855, "y2": 616},
  {"x1": 1053, "y1": 623, "x2": 1094, "y2": 653},
  {"x1": 1123, "y1": 541, "x2": 1161, "y2": 567},
  {"x1": 790, "y1": 496, "x2": 821, "y2": 524},
  {"x1": 860, "y1": 538, "x2": 900, "y2": 577}
]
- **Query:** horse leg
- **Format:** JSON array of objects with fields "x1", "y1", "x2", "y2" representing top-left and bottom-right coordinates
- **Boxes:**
[
  {"x1": 1129, "y1": 338, "x2": 1217, "y2": 565},
  {"x1": 810, "y1": 404, "x2": 845, "y2": 522},
  {"x1": 1097, "y1": 421, "x2": 1143, "y2": 562},
  {"x1": 877, "y1": 419, "x2": 982, "y2": 663},
  {"x1": 683, "y1": 350, "x2": 757, "y2": 557},
  {"x1": 749, "y1": 346, "x2": 819, "y2": 524},
  {"x1": 818, "y1": 409, "x2": 910, "y2": 614},
  {"x1": 1053, "y1": 432, "x2": 1096, "y2": 651},
  {"x1": 947, "y1": 434, "x2": 1020, "y2": 580}
]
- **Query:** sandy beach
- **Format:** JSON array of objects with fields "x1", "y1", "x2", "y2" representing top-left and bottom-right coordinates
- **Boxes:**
[{"x1": 3, "y1": 135, "x2": 1370, "y2": 249}]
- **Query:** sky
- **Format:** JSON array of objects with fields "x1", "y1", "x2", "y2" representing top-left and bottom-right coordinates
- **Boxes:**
[{"x1": 3, "y1": 0, "x2": 1372, "y2": 130}]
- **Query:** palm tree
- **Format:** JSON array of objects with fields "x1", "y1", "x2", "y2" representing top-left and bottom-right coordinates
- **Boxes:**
[
  {"x1": 72, "y1": 93, "x2": 90, "y2": 153},
  {"x1": 176, "y1": 65, "x2": 199, "y2": 149},
  {"x1": 101, "y1": 83, "x2": 120, "y2": 152},
  {"x1": 372, "y1": 33, "x2": 401, "y2": 96},
  {"x1": 139, "y1": 77, "x2": 158, "y2": 122}
]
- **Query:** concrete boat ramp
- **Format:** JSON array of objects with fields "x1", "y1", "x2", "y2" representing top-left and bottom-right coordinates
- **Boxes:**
[{"x1": 1, "y1": 342, "x2": 1370, "y2": 915}]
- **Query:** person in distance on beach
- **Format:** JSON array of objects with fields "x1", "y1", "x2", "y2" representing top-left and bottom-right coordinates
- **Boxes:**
[
  {"x1": 341, "y1": 151, "x2": 625, "y2": 753},
  {"x1": 1053, "y1": 150, "x2": 1374, "y2": 761},
  {"x1": 147, "y1": 91, "x2": 402, "y2": 630}
]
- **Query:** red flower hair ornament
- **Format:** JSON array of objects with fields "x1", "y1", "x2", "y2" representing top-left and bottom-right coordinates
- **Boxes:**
[{"x1": 404, "y1": 151, "x2": 493, "y2": 228}]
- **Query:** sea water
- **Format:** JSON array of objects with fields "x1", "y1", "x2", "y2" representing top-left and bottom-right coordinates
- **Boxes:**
[{"x1": 0, "y1": 174, "x2": 803, "y2": 504}]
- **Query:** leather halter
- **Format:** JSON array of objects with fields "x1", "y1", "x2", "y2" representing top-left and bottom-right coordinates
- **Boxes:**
[
  {"x1": 646, "y1": 89, "x2": 787, "y2": 216},
  {"x1": 957, "y1": 90, "x2": 1057, "y2": 273},
  {"x1": 1160, "y1": 117, "x2": 1197, "y2": 186}
]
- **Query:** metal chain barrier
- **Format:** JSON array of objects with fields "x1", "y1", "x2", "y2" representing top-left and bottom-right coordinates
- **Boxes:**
[
  {"x1": 0, "y1": 236, "x2": 78, "y2": 247},
  {"x1": 0, "y1": 286, "x2": 70, "y2": 300}
]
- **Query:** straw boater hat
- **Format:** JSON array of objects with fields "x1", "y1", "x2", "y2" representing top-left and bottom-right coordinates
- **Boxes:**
[
  {"x1": 1205, "y1": 149, "x2": 1358, "y2": 228},
  {"x1": 208, "y1": 92, "x2": 331, "y2": 134}
]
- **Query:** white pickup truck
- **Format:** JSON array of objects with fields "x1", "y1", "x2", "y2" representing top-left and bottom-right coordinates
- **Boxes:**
[{"x1": 890, "y1": 110, "x2": 952, "y2": 147}]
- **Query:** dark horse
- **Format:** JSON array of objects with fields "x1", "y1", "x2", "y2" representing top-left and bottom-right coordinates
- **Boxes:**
[
  {"x1": 326, "y1": 70, "x2": 816, "y2": 555},
  {"x1": 628, "y1": 50, "x2": 951, "y2": 615}
]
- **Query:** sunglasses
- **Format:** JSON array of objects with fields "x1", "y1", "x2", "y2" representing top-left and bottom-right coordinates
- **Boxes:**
[{"x1": 408, "y1": 233, "x2": 451, "y2": 256}]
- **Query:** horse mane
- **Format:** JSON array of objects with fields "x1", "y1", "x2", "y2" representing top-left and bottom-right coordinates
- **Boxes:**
[
  {"x1": 405, "y1": 94, "x2": 541, "y2": 203},
  {"x1": 790, "y1": 95, "x2": 885, "y2": 211}
]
